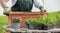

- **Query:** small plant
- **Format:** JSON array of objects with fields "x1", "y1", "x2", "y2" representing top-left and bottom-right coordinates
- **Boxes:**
[
  {"x1": 13, "y1": 18, "x2": 20, "y2": 23},
  {"x1": 56, "y1": 16, "x2": 60, "y2": 24},
  {"x1": 26, "y1": 13, "x2": 58, "y2": 30},
  {"x1": 12, "y1": 18, "x2": 20, "y2": 29},
  {"x1": 55, "y1": 15, "x2": 60, "y2": 28},
  {"x1": 26, "y1": 18, "x2": 40, "y2": 27},
  {"x1": 26, "y1": 14, "x2": 57, "y2": 26},
  {"x1": 40, "y1": 14, "x2": 57, "y2": 25}
]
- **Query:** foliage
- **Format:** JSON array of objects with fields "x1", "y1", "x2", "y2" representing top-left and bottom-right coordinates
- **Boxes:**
[
  {"x1": 56, "y1": 15, "x2": 60, "y2": 24},
  {"x1": 13, "y1": 18, "x2": 20, "y2": 23},
  {"x1": 26, "y1": 13, "x2": 58, "y2": 27},
  {"x1": 40, "y1": 14, "x2": 57, "y2": 25},
  {"x1": 26, "y1": 18, "x2": 40, "y2": 27},
  {"x1": 0, "y1": 16, "x2": 8, "y2": 33}
]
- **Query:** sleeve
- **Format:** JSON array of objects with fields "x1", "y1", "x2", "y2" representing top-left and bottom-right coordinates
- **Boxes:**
[
  {"x1": 12, "y1": 0, "x2": 17, "y2": 6},
  {"x1": 34, "y1": 0, "x2": 45, "y2": 11}
]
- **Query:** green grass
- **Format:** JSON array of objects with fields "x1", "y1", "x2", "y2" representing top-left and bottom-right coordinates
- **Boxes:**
[
  {"x1": 0, "y1": 12, "x2": 60, "y2": 33},
  {"x1": 0, "y1": 16, "x2": 8, "y2": 33},
  {"x1": 48, "y1": 12, "x2": 60, "y2": 20}
]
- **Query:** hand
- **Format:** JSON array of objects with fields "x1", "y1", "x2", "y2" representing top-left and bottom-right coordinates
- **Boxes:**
[
  {"x1": 3, "y1": 10, "x2": 10, "y2": 16},
  {"x1": 40, "y1": 10, "x2": 47, "y2": 16},
  {"x1": 3, "y1": 7, "x2": 10, "y2": 16}
]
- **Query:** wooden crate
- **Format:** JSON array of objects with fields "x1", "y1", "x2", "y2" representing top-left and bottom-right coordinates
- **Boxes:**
[{"x1": 8, "y1": 12, "x2": 40, "y2": 28}]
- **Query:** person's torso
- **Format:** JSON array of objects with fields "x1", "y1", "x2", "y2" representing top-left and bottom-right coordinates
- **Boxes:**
[{"x1": 11, "y1": 0, "x2": 34, "y2": 11}]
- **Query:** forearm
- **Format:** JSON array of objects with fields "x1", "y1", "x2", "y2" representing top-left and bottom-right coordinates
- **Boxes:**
[
  {"x1": 34, "y1": 0, "x2": 45, "y2": 11},
  {"x1": 39, "y1": 5, "x2": 45, "y2": 11},
  {"x1": 0, "y1": 0, "x2": 7, "y2": 8}
]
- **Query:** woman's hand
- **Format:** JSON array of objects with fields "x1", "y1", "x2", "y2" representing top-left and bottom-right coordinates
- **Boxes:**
[
  {"x1": 3, "y1": 7, "x2": 11, "y2": 16},
  {"x1": 40, "y1": 10, "x2": 47, "y2": 16}
]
